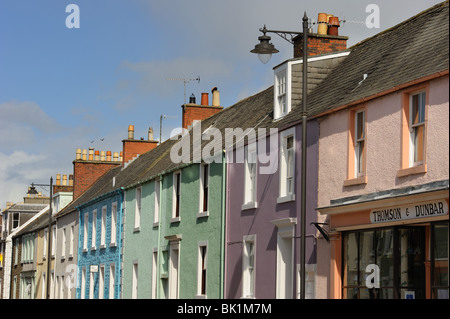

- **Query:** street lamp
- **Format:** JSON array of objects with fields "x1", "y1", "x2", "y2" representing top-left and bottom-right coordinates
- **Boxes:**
[
  {"x1": 250, "y1": 25, "x2": 279, "y2": 64},
  {"x1": 29, "y1": 177, "x2": 53, "y2": 299},
  {"x1": 251, "y1": 12, "x2": 309, "y2": 299}
]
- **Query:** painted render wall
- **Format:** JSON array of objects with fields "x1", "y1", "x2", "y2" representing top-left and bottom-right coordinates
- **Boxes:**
[
  {"x1": 77, "y1": 192, "x2": 123, "y2": 299},
  {"x1": 122, "y1": 180, "x2": 159, "y2": 299},
  {"x1": 122, "y1": 161, "x2": 225, "y2": 299},
  {"x1": 317, "y1": 76, "x2": 449, "y2": 209},
  {"x1": 225, "y1": 121, "x2": 320, "y2": 299},
  {"x1": 162, "y1": 162, "x2": 225, "y2": 299}
]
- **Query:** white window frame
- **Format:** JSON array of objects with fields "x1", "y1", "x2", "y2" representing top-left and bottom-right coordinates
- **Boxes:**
[
  {"x1": 196, "y1": 241, "x2": 208, "y2": 298},
  {"x1": 273, "y1": 63, "x2": 291, "y2": 120},
  {"x1": 168, "y1": 240, "x2": 180, "y2": 299},
  {"x1": 172, "y1": 171, "x2": 181, "y2": 222},
  {"x1": 91, "y1": 210, "x2": 97, "y2": 250},
  {"x1": 242, "y1": 143, "x2": 258, "y2": 210},
  {"x1": 81, "y1": 267, "x2": 86, "y2": 299},
  {"x1": 100, "y1": 205, "x2": 107, "y2": 248},
  {"x1": 134, "y1": 187, "x2": 142, "y2": 232},
  {"x1": 83, "y1": 213, "x2": 88, "y2": 251},
  {"x1": 109, "y1": 263, "x2": 115, "y2": 299},
  {"x1": 51, "y1": 225, "x2": 57, "y2": 257},
  {"x1": 61, "y1": 227, "x2": 67, "y2": 260},
  {"x1": 278, "y1": 128, "x2": 296, "y2": 203},
  {"x1": 198, "y1": 164, "x2": 210, "y2": 217},
  {"x1": 409, "y1": 91, "x2": 426, "y2": 167},
  {"x1": 43, "y1": 229, "x2": 48, "y2": 259},
  {"x1": 152, "y1": 249, "x2": 158, "y2": 298},
  {"x1": 271, "y1": 218, "x2": 296, "y2": 299},
  {"x1": 132, "y1": 261, "x2": 138, "y2": 299},
  {"x1": 99, "y1": 264, "x2": 105, "y2": 299},
  {"x1": 69, "y1": 225, "x2": 74, "y2": 257},
  {"x1": 242, "y1": 234, "x2": 256, "y2": 299},
  {"x1": 354, "y1": 110, "x2": 366, "y2": 177},
  {"x1": 89, "y1": 269, "x2": 94, "y2": 299},
  {"x1": 110, "y1": 202, "x2": 117, "y2": 246},
  {"x1": 153, "y1": 179, "x2": 160, "y2": 227}
]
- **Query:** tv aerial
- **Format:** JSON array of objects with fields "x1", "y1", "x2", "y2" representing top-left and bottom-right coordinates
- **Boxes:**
[{"x1": 166, "y1": 76, "x2": 200, "y2": 104}]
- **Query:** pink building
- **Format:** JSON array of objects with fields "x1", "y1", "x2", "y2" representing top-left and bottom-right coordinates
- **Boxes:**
[{"x1": 313, "y1": 2, "x2": 449, "y2": 299}]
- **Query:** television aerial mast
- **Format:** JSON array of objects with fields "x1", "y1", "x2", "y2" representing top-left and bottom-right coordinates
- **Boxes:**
[{"x1": 166, "y1": 76, "x2": 200, "y2": 104}]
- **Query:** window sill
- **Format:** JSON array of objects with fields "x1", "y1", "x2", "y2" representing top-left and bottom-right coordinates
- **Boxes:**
[
  {"x1": 240, "y1": 296, "x2": 255, "y2": 299},
  {"x1": 343, "y1": 175, "x2": 367, "y2": 187},
  {"x1": 397, "y1": 164, "x2": 427, "y2": 177},
  {"x1": 109, "y1": 242, "x2": 117, "y2": 248},
  {"x1": 100, "y1": 244, "x2": 106, "y2": 249},
  {"x1": 197, "y1": 211, "x2": 209, "y2": 218},
  {"x1": 153, "y1": 222, "x2": 159, "y2": 228},
  {"x1": 171, "y1": 217, "x2": 181, "y2": 223},
  {"x1": 90, "y1": 246, "x2": 96, "y2": 251},
  {"x1": 195, "y1": 294, "x2": 207, "y2": 299},
  {"x1": 133, "y1": 227, "x2": 141, "y2": 233},
  {"x1": 82, "y1": 248, "x2": 87, "y2": 253},
  {"x1": 241, "y1": 202, "x2": 258, "y2": 211},
  {"x1": 277, "y1": 194, "x2": 295, "y2": 204}
]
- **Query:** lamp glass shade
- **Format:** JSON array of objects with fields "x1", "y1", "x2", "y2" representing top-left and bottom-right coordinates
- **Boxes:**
[{"x1": 258, "y1": 53, "x2": 272, "y2": 64}]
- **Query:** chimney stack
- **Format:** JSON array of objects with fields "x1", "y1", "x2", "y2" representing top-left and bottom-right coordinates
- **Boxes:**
[
  {"x1": 293, "y1": 13, "x2": 348, "y2": 58},
  {"x1": 182, "y1": 87, "x2": 224, "y2": 129},
  {"x1": 122, "y1": 125, "x2": 158, "y2": 165}
]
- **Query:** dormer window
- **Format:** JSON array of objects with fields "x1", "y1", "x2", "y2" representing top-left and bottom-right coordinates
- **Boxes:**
[{"x1": 273, "y1": 64, "x2": 291, "y2": 120}]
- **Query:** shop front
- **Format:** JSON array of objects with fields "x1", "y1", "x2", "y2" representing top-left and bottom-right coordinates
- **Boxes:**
[{"x1": 318, "y1": 182, "x2": 449, "y2": 299}]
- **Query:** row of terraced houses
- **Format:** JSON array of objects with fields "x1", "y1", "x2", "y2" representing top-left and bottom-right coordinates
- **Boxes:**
[{"x1": 1, "y1": 2, "x2": 448, "y2": 299}]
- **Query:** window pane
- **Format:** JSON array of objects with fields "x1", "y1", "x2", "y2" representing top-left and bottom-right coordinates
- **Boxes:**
[
  {"x1": 359, "y1": 231, "x2": 376, "y2": 286},
  {"x1": 356, "y1": 111, "x2": 364, "y2": 139},
  {"x1": 377, "y1": 229, "x2": 394, "y2": 288},
  {"x1": 343, "y1": 233, "x2": 358, "y2": 287},
  {"x1": 414, "y1": 125, "x2": 424, "y2": 163},
  {"x1": 433, "y1": 223, "x2": 449, "y2": 299}
]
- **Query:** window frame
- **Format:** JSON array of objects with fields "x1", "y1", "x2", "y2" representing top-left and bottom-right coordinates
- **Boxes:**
[
  {"x1": 198, "y1": 164, "x2": 210, "y2": 217},
  {"x1": 242, "y1": 234, "x2": 256, "y2": 299},
  {"x1": 196, "y1": 241, "x2": 208, "y2": 298},
  {"x1": 172, "y1": 171, "x2": 181, "y2": 222},
  {"x1": 273, "y1": 64, "x2": 292, "y2": 120},
  {"x1": 134, "y1": 187, "x2": 142, "y2": 232},
  {"x1": 242, "y1": 143, "x2": 258, "y2": 210},
  {"x1": 398, "y1": 85, "x2": 428, "y2": 177},
  {"x1": 110, "y1": 202, "x2": 117, "y2": 246},
  {"x1": 278, "y1": 128, "x2": 296, "y2": 203}
]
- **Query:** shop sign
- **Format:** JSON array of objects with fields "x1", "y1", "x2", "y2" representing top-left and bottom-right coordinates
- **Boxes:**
[
  {"x1": 90, "y1": 265, "x2": 98, "y2": 273},
  {"x1": 370, "y1": 200, "x2": 448, "y2": 224}
]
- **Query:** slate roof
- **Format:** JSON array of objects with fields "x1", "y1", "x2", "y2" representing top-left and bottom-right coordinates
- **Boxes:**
[{"x1": 56, "y1": 1, "x2": 449, "y2": 216}]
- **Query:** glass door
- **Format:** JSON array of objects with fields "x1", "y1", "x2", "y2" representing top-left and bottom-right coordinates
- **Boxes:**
[
  {"x1": 432, "y1": 222, "x2": 449, "y2": 299},
  {"x1": 396, "y1": 227, "x2": 425, "y2": 299}
]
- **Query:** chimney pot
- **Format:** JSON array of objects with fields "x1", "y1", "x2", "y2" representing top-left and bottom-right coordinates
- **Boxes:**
[
  {"x1": 128, "y1": 125, "x2": 135, "y2": 139},
  {"x1": 148, "y1": 127, "x2": 154, "y2": 141},
  {"x1": 56, "y1": 174, "x2": 61, "y2": 185},
  {"x1": 63, "y1": 174, "x2": 67, "y2": 186},
  {"x1": 113, "y1": 152, "x2": 119, "y2": 161},
  {"x1": 106, "y1": 151, "x2": 112, "y2": 161},
  {"x1": 89, "y1": 147, "x2": 94, "y2": 161},
  {"x1": 189, "y1": 94, "x2": 196, "y2": 104},
  {"x1": 201, "y1": 93, "x2": 209, "y2": 106},
  {"x1": 76, "y1": 148, "x2": 82, "y2": 160},
  {"x1": 212, "y1": 87, "x2": 220, "y2": 106},
  {"x1": 69, "y1": 174, "x2": 73, "y2": 186},
  {"x1": 94, "y1": 150, "x2": 100, "y2": 161},
  {"x1": 100, "y1": 151, "x2": 105, "y2": 161},
  {"x1": 82, "y1": 149, "x2": 87, "y2": 160}
]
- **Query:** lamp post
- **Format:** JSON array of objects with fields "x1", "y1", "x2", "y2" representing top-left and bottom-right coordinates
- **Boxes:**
[
  {"x1": 251, "y1": 12, "x2": 309, "y2": 299},
  {"x1": 29, "y1": 177, "x2": 53, "y2": 299}
]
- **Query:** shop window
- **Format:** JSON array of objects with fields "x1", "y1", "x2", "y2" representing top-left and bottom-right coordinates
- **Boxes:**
[
  {"x1": 432, "y1": 223, "x2": 449, "y2": 299},
  {"x1": 343, "y1": 228, "x2": 427, "y2": 299}
]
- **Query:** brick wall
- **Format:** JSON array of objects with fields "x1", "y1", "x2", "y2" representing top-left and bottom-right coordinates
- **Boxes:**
[
  {"x1": 293, "y1": 33, "x2": 348, "y2": 58},
  {"x1": 182, "y1": 104, "x2": 223, "y2": 129},
  {"x1": 73, "y1": 161, "x2": 120, "y2": 199},
  {"x1": 122, "y1": 139, "x2": 158, "y2": 164}
]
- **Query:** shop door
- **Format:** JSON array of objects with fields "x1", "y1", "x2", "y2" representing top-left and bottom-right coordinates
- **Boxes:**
[{"x1": 396, "y1": 227, "x2": 425, "y2": 299}]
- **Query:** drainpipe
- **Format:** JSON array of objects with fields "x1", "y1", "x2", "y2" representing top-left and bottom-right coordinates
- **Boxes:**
[
  {"x1": 46, "y1": 177, "x2": 53, "y2": 299},
  {"x1": 300, "y1": 12, "x2": 308, "y2": 300},
  {"x1": 156, "y1": 175, "x2": 163, "y2": 298},
  {"x1": 117, "y1": 188, "x2": 124, "y2": 299},
  {"x1": 219, "y1": 151, "x2": 226, "y2": 299}
]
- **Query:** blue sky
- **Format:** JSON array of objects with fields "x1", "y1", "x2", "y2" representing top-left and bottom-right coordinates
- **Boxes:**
[{"x1": 0, "y1": 0, "x2": 443, "y2": 207}]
